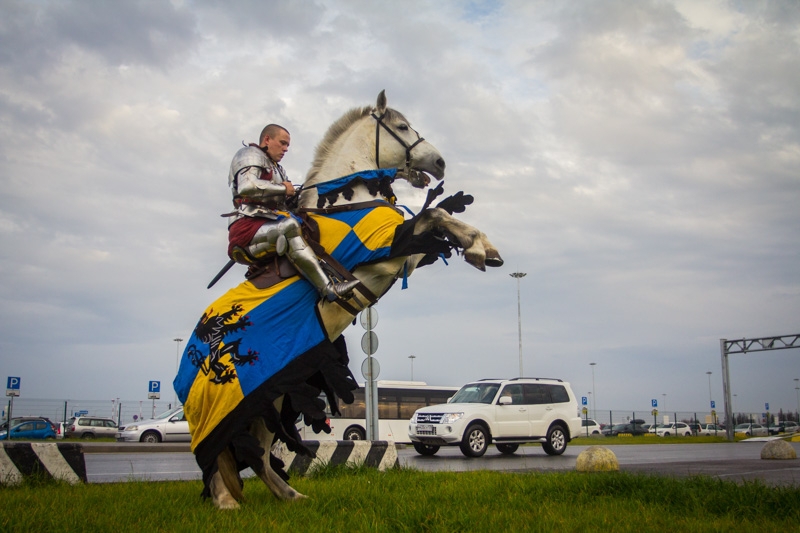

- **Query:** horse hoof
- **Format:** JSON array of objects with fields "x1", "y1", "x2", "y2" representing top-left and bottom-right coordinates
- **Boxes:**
[
  {"x1": 484, "y1": 252, "x2": 504, "y2": 268},
  {"x1": 214, "y1": 497, "x2": 241, "y2": 510}
]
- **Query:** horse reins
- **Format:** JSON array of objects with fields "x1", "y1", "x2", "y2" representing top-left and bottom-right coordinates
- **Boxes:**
[{"x1": 371, "y1": 111, "x2": 425, "y2": 173}]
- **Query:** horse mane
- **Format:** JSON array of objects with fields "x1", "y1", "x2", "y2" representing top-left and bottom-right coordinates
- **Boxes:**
[{"x1": 305, "y1": 104, "x2": 407, "y2": 183}]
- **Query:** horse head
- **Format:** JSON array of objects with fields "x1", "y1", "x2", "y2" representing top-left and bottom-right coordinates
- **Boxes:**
[{"x1": 301, "y1": 91, "x2": 446, "y2": 208}]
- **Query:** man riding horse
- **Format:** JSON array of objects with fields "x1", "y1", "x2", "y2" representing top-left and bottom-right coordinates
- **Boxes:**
[{"x1": 225, "y1": 123, "x2": 359, "y2": 302}]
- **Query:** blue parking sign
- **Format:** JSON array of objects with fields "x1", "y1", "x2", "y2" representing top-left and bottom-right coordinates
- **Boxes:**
[
  {"x1": 765, "y1": 402, "x2": 769, "y2": 411},
  {"x1": 581, "y1": 396, "x2": 588, "y2": 406},
  {"x1": 148, "y1": 381, "x2": 161, "y2": 399},
  {"x1": 651, "y1": 399, "x2": 657, "y2": 408},
  {"x1": 6, "y1": 376, "x2": 20, "y2": 397},
  {"x1": 710, "y1": 400, "x2": 715, "y2": 409}
]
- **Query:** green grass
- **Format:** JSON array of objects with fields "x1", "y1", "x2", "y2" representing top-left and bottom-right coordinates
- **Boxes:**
[
  {"x1": 572, "y1": 434, "x2": 751, "y2": 444},
  {"x1": 1, "y1": 465, "x2": 797, "y2": 532}
]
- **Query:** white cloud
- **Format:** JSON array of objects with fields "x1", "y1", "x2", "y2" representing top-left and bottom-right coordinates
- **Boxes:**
[{"x1": 0, "y1": 0, "x2": 798, "y2": 418}]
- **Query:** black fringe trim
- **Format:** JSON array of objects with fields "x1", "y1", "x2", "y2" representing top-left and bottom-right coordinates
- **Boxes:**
[{"x1": 195, "y1": 334, "x2": 357, "y2": 497}]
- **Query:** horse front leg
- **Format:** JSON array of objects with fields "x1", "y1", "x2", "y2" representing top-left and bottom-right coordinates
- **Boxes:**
[
  {"x1": 210, "y1": 447, "x2": 244, "y2": 509},
  {"x1": 414, "y1": 208, "x2": 503, "y2": 270},
  {"x1": 249, "y1": 398, "x2": 308, "y2": 501}
]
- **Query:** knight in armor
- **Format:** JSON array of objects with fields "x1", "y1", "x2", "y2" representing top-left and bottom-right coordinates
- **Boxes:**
[{"x1": 226, "y1": 124, "x2": 359, "y2": 302}]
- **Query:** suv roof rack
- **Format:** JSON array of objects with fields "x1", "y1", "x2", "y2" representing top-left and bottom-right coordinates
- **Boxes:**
[{"x1": 508, "y1": 377, "x2": 563, "y2": 382}]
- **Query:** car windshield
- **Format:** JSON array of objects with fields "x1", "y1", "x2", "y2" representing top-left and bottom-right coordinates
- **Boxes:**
[
  {"x1": 153, "y1": 407, "x2": 183, "y2": 420},
  {"x1": 449, "y1": 384, "x2": 500, "y2": 404},
  {"x1": 735, "y1": 424, "x2": 749, "y2": 429}
]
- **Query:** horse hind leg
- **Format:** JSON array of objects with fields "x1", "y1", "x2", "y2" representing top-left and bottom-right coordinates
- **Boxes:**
[
  {"x1": 210, "y1": 448, "x2": 244, "y2": 510},
  {"x1": 250, "y1": 406, "x2": 307, "y2": 501}
]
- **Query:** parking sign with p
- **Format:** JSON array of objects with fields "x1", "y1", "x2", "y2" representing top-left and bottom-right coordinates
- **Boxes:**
[{"x1": 6, "y1": 376, "x2": 20, "y2": 397}]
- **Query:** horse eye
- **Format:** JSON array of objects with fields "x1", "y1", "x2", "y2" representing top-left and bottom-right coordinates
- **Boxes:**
[{"x1": 398, "y1": 123, "x2": 409, "y2": 131}]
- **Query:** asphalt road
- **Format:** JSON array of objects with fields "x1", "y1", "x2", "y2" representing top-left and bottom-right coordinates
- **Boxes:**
[{"x1": 80, "y1": 437, "x2": 800, "y2": 487}]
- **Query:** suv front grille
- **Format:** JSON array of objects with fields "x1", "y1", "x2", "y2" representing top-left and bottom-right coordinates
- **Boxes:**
[{"x1": 415, "y1": 413, "x2": 445, "y2": 424}]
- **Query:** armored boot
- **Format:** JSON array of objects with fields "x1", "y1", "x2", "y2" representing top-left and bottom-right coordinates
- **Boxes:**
[{"x1": 285, "y1": 235, "x2": 360, "y2": 302}]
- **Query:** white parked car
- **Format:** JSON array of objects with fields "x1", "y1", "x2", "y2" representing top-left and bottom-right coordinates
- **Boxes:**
[
  {"x1": 408, "y1": 378, "x2": 582, "y2": 457},
  {"x1": 580, "y1": 419, "x2": 602, "y2": 436},
  {"x1": 653, "y1": 422, "x2": 693, "y2": 437},
  {"x1": 116, "y1": 407, "x2": 190, "y2": 443},
  {"x1": 699, "y1": 423, "x2": 723, "y2": 436}
]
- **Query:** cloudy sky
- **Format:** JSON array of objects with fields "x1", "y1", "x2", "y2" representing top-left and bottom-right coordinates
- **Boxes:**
[{"x1": 1, "y1": 0, "x2": 799, "y2": 419}]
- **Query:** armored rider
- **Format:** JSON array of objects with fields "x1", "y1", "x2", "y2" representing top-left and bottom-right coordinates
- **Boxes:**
[{"x1": 226, "y1": 124, "x2": 359, "y2": 301}]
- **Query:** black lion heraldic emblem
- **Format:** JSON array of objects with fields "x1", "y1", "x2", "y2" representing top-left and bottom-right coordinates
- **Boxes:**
[{"x1": 186, "y1": 304, "x2": 259, "y2": 385}]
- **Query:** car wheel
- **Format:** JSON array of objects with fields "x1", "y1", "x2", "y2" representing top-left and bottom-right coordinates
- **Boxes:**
[
  {"x1": 663, "y1": 432, "x2": 670, "y2": 437},
  {"x1": 460, "y1": 423, "x2": 489, "y2": 457},
  {"x1": 140, "y1": 431, "x2": 161, "y2": 443},
  {"x1": 592, "y1": 430, "x2": 600, "y2": 435},
  {"x1": 496, "y1": 443, "x2": 519, "y2": 455},
  {"x1": 343, "y1": 426, "x2": 366, "y2": 440},
  {"x1": 413, "y1": 442, "x2": 440, "y2": 456},
  {"x1": 542, "y1": 424, "x2": 568, "y2": 456},
  {"x1": 81, "y1": 432, "x2": 94, "y2": 439}
]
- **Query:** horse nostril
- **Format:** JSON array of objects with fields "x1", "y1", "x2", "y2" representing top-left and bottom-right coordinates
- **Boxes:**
[{"x1": 436, "y1": 158, "x2": 445, "y2": 170}]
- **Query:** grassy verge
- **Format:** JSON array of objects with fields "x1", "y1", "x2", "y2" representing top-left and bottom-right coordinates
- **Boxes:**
[
  {"x1": 2, "y1": 465, "x2": 797, "y2": 532},
  {"x1": 571, "y1": 434, "x2": 744, "y2": 444}
]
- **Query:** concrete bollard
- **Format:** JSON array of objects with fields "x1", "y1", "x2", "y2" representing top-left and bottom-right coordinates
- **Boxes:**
[
  {"x1": 273, "y1": 440, "x2": 399, "y2": 476},
  {"x1": 576, "y1": 445, "x2": 619, "y2": 472},
  {"x1": 760, "y1": 439, "x2": 797, "y2": 460},
  {"x1": 0, "y1": 442, "x2": 86, "y2": 485}
]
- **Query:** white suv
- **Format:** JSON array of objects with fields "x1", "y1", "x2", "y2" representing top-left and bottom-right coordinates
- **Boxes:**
[{"x1": 408, "y1": 378, "x2": 582, "y2": 457}]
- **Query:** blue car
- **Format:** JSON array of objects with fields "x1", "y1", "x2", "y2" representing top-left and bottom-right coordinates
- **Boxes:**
[{"x1": 0, "y1": 418, "x2": 56, "y2": 440}]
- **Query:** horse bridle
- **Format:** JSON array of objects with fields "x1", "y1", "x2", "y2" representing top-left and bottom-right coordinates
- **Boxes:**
[{"x1": 371, "y1": 111, "x2": 426, "y2": 173}]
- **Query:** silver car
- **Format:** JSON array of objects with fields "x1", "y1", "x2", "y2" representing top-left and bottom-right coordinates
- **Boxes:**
[
  {"x1": 734, "y1": 423, "x2": 768, "y2": 437},
  {"x1": 65, "y1": 416, "x2": 118, "y2": 439},
  {"x1": 116, "y1": 407, "x2": 190, "y2": 443}
]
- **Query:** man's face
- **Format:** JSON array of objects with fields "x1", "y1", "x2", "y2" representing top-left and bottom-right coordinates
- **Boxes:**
[{"x1": 263, "y1": 130, "x2": 290, "y2": 162}]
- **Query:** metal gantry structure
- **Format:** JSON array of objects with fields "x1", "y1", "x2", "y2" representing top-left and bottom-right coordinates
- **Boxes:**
[{"x1": 720, "y1": 333, "x2": 800, "y2": 441}]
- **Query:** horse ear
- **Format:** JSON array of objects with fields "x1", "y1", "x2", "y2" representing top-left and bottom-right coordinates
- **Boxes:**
[{"x1": 376, "y1": 90, "x2": 387, "y2": 114}]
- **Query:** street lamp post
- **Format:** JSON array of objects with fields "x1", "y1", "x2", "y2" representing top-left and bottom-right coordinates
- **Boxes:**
[
  {"x1": 590, "y1": 362, "x2": 597, "y2": 419},
  {"x1": 794, "y1": 378, "x2": 799, "y2": 420},
  {"x1": 408, "y1": 355, "x2": 416, "y2": 381},
  {"x1": 510, "y1": 272, "x2": 527, "y2": 377},
  {"x1": 662, "y1": 394, "x2": 667, "y2": 414},
  {"x1": 173, "y1": 338, "x2": 183, "y2": 408}
]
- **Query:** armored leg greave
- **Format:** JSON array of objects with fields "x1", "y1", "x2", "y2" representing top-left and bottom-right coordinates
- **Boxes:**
[{"x1": 248, "y1": 218, "x2": 359, "y2": 301}]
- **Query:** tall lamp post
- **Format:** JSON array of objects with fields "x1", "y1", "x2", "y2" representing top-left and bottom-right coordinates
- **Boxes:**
[
  {"x1": 662, "y1": 393, "x2": 667, "y2": 414},
  {"x1": 590, "y1": 362, "x2": 597, "y2": 419},
  {"x1": 794, "y1": 378, "x2": 799, "y2": 420},
  {"x1": 408, "y1": 355, "x2": 416, "y2": 381},
  {"x1": 510, "y1": 272, "x2": 527, "y2": 377},
  {"x1": 173, "y1": 338, "x2": 183, "y2": 408}
]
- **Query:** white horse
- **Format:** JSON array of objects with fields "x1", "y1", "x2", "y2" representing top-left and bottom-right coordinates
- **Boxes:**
[{"x1": 205, "y1": 91, "x2": 502, "y2": 508}]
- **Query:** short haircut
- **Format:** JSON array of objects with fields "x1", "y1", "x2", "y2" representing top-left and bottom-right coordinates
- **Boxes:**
[{"x1": 260, "y1": 124, "x2": 290, "y2": 144}]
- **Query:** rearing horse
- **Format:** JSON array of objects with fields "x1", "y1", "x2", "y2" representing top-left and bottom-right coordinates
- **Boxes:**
[{"x1": 175, "y1": 91, "x2": 502, "y2": 509}]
